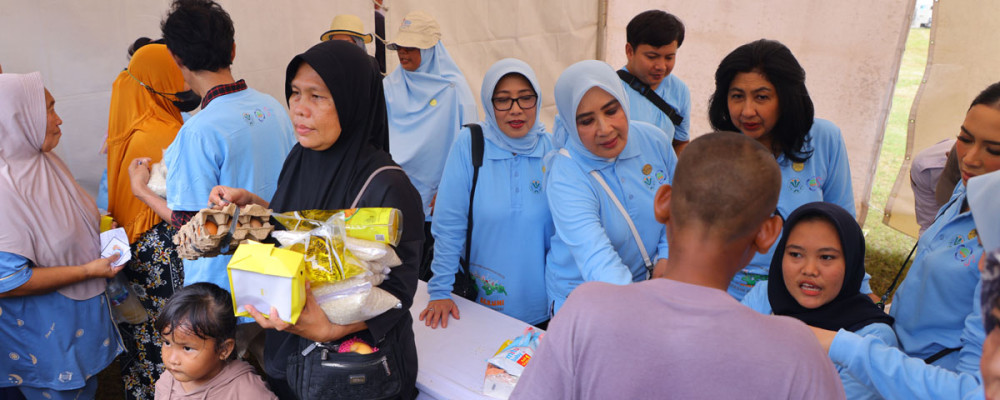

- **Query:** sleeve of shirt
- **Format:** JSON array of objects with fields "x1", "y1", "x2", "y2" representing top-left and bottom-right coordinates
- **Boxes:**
[
  {"x1": 427, "y1": 130, "x2": 473, "y2": 301},
  {"x1": 358, "y1": 171, "x2": 425, "y2": 342},
  {"x1": 740, "y1": 281, "x2": 772, "y2": 314},
  {"x1": 674, "y1": 82, "x2": 691, "y2": 142},
  {"x1": 0, "y1": 252, "x2": 31, "y2": 294},
  {"x1": 829, "y1": 328, "x2": 982, "y2": 399},
  {"x1": 165, "y1": 126, "x2": 223, "y2": 212},
  {"x1": 509, "y1": 292, "x2": 579, "y2": 399},
  {"x1": 546, "y1": 158, "x2": 633, "y2": 285},
  {"x1": 818, "y1": 120, "x2": 856, "y2": 216}
]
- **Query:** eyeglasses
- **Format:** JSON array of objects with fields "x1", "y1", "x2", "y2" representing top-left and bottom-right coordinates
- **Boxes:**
[{"x1": 491, "y1": 95, "x2": 538, "y2": 111}]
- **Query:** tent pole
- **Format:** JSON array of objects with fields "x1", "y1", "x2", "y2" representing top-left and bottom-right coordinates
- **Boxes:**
[{"x1": 596, "y1": 0, "x2": 608, "y2": 60}]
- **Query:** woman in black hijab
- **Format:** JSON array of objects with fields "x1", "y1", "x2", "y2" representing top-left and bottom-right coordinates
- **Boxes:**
[
  {"x1": 210, "y1": 40, "x2": 422, "y2": 399},
  {"x1": 740, "y1": 201, "x2": 893, "y2": 399}
]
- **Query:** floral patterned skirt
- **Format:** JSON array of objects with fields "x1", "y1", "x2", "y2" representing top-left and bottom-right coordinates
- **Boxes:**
[{"x1": 117, "y1": 221, "x2": 184, "y2": 400}]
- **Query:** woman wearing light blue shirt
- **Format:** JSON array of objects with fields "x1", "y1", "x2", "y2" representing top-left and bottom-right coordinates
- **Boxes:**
[
  {"x1": 545, "y1": 60, "x2": 676, "y2": 315},
  {"x1": 419, "y1": 59, "x2": 553, "y2": 328},
  {"x1": 707, "y1": 39, "x2": 862, "y2": 300}
]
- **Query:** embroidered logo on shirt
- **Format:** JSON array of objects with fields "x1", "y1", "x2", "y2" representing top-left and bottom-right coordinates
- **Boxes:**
[
  {"x1": 243, "y1": 112, "x2": 254, "y2": 126},
  {"x1": 429, "y1": 98, "x2": 438, "y2": 107},
  {"x1": 530, "y1": 180, "x2": 541, "y2": 193},
  {"x1": 642, "y1": 164, "x2": 652, "y2": 175},
  {"x1": 655, "y1": 170, "x2": 666, "y2": 184},
  {"x1": 643, "y1": 176, "x2": 654, "y2": 189},
  {"x1": 789, "y1": 178, "x2": 803, "y2": 193},
  {"x1": 792, "y1": 162, "x2": 805, "y2": 172},
  {"x1": 970, "y1": 229, "x2": 979, "y2": 240},
  {"x1": 807, "y1": 176, "x2": 822, "y2": 191},
  {"x1": 955, "y1": 244, "x2": 974, "y2": 265},
  {"x1": 255, "y1": 109, "x2": 266, "y2": 122}
]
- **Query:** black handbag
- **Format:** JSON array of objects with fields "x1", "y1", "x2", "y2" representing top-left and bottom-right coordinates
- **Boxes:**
[
  {"x1": 285, "y1": 336, "x2": 402, "y2": 400},
  {"x1": 449, "y1": 124, "x2": 485, "y2": 301}
]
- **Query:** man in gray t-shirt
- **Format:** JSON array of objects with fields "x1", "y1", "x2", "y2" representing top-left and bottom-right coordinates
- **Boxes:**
[{"x1": 512, "y1": 132, "x2": 845, "y2": 399}]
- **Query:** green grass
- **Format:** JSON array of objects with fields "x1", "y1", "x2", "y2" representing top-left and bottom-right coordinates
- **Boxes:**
[{"x1": 864, "y1": 28, "x2": 930, "y2": 299}]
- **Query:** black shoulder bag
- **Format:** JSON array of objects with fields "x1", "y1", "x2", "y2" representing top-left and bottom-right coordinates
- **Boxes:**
[
  {"x1": 616, "y1": 69, "x2": 683, "y2": 127},
  {"x1": 450, "y1": 123, "x2": 484, "y2": 301}
]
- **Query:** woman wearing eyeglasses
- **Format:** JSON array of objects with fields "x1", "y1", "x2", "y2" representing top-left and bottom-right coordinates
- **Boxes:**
[{"x1": 419, "y1": 59, "x2": 554, "y2": 329}]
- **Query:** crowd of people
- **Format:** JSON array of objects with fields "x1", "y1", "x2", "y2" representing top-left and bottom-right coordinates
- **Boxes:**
[{"x1": 1, "y1": 1, "x2": 999, "y2": 399}]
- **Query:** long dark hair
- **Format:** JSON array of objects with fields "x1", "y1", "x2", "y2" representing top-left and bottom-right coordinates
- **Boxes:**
[{"x1": 708, "y1": 39, "x2": 814, "y2": 163}]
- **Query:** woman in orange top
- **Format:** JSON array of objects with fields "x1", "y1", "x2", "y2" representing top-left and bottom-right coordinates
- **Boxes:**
[{"x1": 106, "y1": 42, "x2": 196, "y2": 400}]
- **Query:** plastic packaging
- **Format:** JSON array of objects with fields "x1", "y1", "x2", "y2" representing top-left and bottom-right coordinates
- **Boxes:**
[
  {"x1": 146, "y1": 162, "x2": 168, "y2": 199},
  {"x1": 106, "y1": 275, "x2": 148, "y2": 325},
  {"x1": 273, "y1": 208, "x2": 403, "y2": 246},
  {"x1": 483, "y1": 328, "x2": 545, "y2": 399},
  {"x1": 312, "y1": 277, "x2": 402, "y2": 325}
]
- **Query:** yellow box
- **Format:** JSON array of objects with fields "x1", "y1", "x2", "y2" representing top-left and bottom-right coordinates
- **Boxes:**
[
  {"x1": 227, "y1": 241, "x2": 307, "y2": 324},
  {"x1": 100, "y1": 215, "x2": 114, "y2": 233}
]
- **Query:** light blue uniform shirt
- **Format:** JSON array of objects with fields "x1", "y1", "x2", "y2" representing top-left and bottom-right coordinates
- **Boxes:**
[
  {"x1": 621, "y1": 68, "x2": 691, "y2": 145},
  {"x1": 742, "y1": 281, "x2": 898, "y2": 400},
  {"x1": 829, "y1": 281, "x2": 984, "y2": 399},
  {"x1": 0, "y1": 252, "x2": 123, "y2": 391},
  {"x1": 428, "y1": 128, "x2": 554, "y2": 324},
  {"x1": 164, "y1": 88, "x2": 295, "y2": 293},
  {"x1": 729, "y1": 118, "x2": 862, "y2": 300},
  {"x1": 545, "y1": 122, "x2": 675, "y2": 314},
  {"x1": 890, "y1": 182, "x2": 983, "y2": 364}
]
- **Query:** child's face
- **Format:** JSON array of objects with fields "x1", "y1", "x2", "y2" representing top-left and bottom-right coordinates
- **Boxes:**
[
  {"x1": 982, "y1": 308, "x2": 1000, "y2": 400},
  {"x1": 781, "y1": 219, "x2": 845, "y2": 309},
  {"x1": 161, "y1": 325, "x2": 230, "y2": 392}
]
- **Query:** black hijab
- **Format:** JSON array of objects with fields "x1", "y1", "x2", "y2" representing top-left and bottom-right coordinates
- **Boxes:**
[
  {"x1": 270, "y1": 40, "x2": 395, "y2": 213},
  {"x1": 767, "y1": 202, "x2": 894, "y2": 332}
]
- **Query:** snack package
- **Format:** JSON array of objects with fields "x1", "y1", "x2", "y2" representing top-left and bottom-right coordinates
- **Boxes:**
[
  {"x1": 146, "y1": 161, "x2": 168, "y2": 199},
  {"x1": 484, "y1": 328, "x2": 544, "y2": 399},
  {"x1": 273, "y1": 208, "x2": 403, "y2": 246}
]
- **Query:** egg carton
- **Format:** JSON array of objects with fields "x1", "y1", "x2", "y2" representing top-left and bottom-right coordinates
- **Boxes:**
[{"x1": 172, "y1": 204, "x2": 275, "y2": 260}]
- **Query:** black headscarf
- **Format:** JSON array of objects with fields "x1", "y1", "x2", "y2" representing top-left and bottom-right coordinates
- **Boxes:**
[
  {"x1": 270, "y1": 40, "x2": 395, "y2": 212},
  {"x1": 768, "y1": 202, "x2": 894, "y2": 332}
]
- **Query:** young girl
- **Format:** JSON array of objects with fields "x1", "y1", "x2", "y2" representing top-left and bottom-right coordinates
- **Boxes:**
[
  {"x1": 154, "y1": 283, "x2": 277, "y2": 399},
  {"x1": 742, "y1": 202, "x2": 895, "y2": 400}
]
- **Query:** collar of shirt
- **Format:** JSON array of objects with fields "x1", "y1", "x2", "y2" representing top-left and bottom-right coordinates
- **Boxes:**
[{"x1": 201, "y1": 79, "x2": 248, "y2": 108}]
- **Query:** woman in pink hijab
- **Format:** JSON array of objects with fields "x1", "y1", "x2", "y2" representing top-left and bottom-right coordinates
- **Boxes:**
[{"x1": 0, "y1": 72, "x2": 124, "y2": 399}]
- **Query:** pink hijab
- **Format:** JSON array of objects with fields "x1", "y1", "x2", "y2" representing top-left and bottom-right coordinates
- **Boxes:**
[{"x1": 0, "y1": 72, "x2": 104, "y2": 300}]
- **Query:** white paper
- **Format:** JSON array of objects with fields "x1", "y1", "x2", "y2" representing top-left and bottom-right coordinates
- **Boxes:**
[
  {"x1": 231, "y1": 269, "x2": 293, "y2": 323},
  {"x1": 100, "y1": 228, "x2": 131, "y2": 267}
]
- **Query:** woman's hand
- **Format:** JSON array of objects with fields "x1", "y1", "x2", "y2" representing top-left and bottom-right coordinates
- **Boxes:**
[
  {"x1": 419, "y1": 299, "x2": 460, "y2": 329},
  {"x1": 128, "y1": 157, "x2": 153, "y2": 196},
  {"x1": 81, "y1": 254, "x2": 122, "y2": 279},
  {"x1": 208, "y1": 186, "x2": 258, "y2": 209},
  {"x1": 244, "y1": 282, "x2": 364, "y2": 343}
]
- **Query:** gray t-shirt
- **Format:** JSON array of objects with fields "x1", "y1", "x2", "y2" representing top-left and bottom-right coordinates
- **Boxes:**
[{"x1": 511, "y1": 278, "x2": 846, "y2": 399}]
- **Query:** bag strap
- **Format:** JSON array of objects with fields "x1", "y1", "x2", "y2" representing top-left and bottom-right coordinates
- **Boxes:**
[
  {"x1": 558, "y1": 149, "x2": 654, "y2": 276},
  {"x1": 463, "y1": 123, "x2": 485, "y2": 276},
  {"x1": 616, "y1": 69, "x2": 683, "y2": 127},
  {"x1": 351, "y1": 165, "x2": 405, "y2": 209},
  {"x1": 877, "y1": 192, "x2": 963, "y2": 310}
]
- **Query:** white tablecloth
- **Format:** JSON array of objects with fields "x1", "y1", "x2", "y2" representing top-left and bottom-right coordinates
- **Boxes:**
[{"x1": 410, "y1": 280, "x2": 541, "y2": 400}]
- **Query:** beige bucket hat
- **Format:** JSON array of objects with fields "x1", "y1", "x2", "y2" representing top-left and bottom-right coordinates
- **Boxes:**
[{"x1": 321, "y1": 14, "x2": 373, "y2": 43}]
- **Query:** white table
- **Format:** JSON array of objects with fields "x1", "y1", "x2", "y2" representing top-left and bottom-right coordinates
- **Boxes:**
[{"x1": 410, "y1": 280, "x2": 542, "y2": 400}]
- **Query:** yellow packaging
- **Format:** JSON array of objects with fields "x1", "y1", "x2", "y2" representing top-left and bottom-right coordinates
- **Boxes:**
[
  {"x1": 227, "y1": 241, "x2": 307, "y2": 324},
  {"x1": 274, "y1": 208, "x2": 402, "y2": 246},
  {"x1": 100, "y1": 215, "x2": 114, "y2": 233}
]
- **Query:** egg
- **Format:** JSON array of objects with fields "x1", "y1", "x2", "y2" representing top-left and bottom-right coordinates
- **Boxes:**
[
  {"x1": 250, "y1": 218, "x2": 263, "y2": 228},
  {"x1": 204, "y1": 220, "x2": 218, "y2": 235}
]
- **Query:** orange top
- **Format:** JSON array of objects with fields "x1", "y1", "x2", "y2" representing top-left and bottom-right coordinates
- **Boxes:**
[{"x1": 106, "y1": 44, "x2": 185, "y2": 242}]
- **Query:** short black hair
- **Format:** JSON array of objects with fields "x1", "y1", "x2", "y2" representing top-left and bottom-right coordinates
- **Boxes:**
[
  {"x1": 626, "y1": 10, "x2": 685, "y2": 49},
  {"x1": 708, "y1": 39, "x2": 815, "y2": 163},
  {"x1": 154, "y1": 282, "x2": 237, "y2": 358},
  {"x1": 971, "y1": 81, "x2": 1000, "y2": 110},
  {"x1": 161, "y1": 0, "x2": 235, "y2": 72},
  {"x1": 127, "y1": 37, "x2": 164, "y2": 60}
]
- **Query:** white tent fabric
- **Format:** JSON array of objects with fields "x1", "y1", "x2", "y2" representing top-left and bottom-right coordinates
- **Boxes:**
[
  {"x1": 884, "y1": 0, "x2": 1000, "y2": 237},
  {"x1": 3, "y1": 0, "x2": 915, "y2": 227}
]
